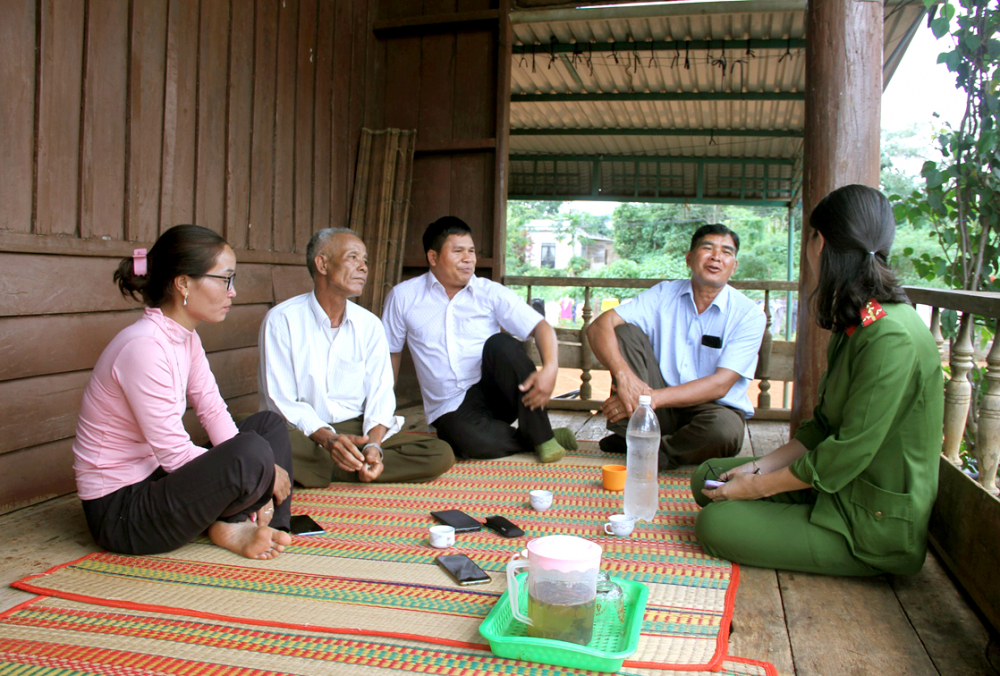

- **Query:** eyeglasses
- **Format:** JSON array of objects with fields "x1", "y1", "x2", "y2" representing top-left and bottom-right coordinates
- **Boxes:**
[{"x1": 199, "y1": 273, "x2": 236, "y2": 292}]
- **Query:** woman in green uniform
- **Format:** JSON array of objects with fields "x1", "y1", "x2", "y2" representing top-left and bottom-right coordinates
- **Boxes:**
[{"x1": 693, "y1": 184, "x2": 944, "y2": 576}]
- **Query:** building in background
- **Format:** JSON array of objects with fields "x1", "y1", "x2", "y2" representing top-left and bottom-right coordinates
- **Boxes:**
[{"x1": 524, "y1": 219, "x2": 616, "y2": 271}]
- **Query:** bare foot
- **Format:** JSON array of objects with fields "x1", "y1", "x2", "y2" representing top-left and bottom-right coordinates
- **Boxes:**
[{"x1": 207, "y1": 520, "x2": 292, "y2": 560}]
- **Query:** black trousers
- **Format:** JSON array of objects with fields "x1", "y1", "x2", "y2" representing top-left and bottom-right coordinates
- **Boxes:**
[
  {"x1": 81, "y1": 411, "x2": 293, "y2": 555},
  {"x1": 433, "y1": 333, "x2": 554, "y2": 459}
]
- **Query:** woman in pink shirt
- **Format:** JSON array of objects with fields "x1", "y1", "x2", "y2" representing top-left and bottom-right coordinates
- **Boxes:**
[{"x1": 73, "y1": 225, "x2": 293, "y2": 559}]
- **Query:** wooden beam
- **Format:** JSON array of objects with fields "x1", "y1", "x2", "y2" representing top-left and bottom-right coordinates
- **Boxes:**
[
  {"x1": 511, "y1": 38, "x2": 806, "y2": 54},
  {"x1": 373, "y1": 10, "x2": 499, "y2": 37},
  {"x1": 511, "y1": 92, "x2": 805, "y2": 102},
  {"x1": 0, "y1": 231, "x2": 306, "y2": 265},
  {"x1": 510, "y1": 128, "x2": 803, "y2": 138},
  {"x1": 415, "y1": 138, "x2": 496, "y2": 154}
]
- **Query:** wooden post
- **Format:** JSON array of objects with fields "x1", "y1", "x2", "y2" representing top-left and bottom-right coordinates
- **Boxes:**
[
  {"x1": 756, "y1": 289, "x2": 773, "y2": 410},
  {"x1": 976, "y1": 321, "x2": 1000, "y2": 494},
  {"x1": 943, "y1": 313, "x2": 974, "y2": 465},
  {"x1": 930, "y1": 306, "x2": 945, "y2": 358},
  {"x1": 491, "y1": 0, "x2": 511, "y2": 281},
  {"x1": 791, "y1": 0, "x2": 882, "y2": 432},
  {"x1": 580, "y1": 286, "x2": 593, "y2": 401}
]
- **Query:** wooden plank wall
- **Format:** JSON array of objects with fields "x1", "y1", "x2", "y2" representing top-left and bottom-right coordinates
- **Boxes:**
[
  {"x1": 0, "y1": 0, "x2": 379, "y2": 514},
  {"x1": 373, "y1": 0, "x2": 510, "y2": 281}
]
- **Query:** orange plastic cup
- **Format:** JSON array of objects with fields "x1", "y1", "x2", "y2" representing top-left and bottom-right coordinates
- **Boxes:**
[{"x1": 602, "y1": 464, "x2": 627, "y2": 491}]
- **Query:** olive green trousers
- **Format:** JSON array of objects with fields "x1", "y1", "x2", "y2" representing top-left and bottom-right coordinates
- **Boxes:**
[
  {"x1": 290, "y1": 417, "x2": 455, "y2": 488},
  {"x1": 692, "y1": 457, "x2": 879, "y2": 576}
]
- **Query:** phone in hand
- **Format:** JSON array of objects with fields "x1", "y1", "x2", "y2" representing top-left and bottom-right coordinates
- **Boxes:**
[
  {"x1": 289, "y1": 514, "x2": 325, "y2": 536},
  {"x1": 431, "y1": 509, "x2": 481, "y2": 533},
  {"x1": 703, "y1": 479, "x2": 726, "y2": 489},
  {"x1": 436, "y1": 554, "x2": 491, "y2": 586}
]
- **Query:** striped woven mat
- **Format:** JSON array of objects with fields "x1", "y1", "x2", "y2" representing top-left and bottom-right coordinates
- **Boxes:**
[
  {"x1": 13, "y1": 443, "x2": 770, "y2": 673},
  {"x1": 0, "y1": 597, "x2": 776, "y2": 676}
]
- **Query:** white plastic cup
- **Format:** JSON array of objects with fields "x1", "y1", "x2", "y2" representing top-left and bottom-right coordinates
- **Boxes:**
[
  {"x1": 604, "y1": 514, "x2": 636, "y2": 538},
  {"x1": 529, "y1": 489, "x2": 554, "y2": 512},
  {"x1": 429, "y1": 525, "x2": 456, "y2": 548}
]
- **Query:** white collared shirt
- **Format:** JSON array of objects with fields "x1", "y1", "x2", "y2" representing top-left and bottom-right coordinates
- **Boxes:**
[
  {"x1": 614, "y1": 279, "x2": 766, "y2": 417},
  {"x1": 259, "y1": 291, "x2": 397, "y2": 437},
  {"x1": 382, "y1": 272, "x2": 544, "y2": 423}
]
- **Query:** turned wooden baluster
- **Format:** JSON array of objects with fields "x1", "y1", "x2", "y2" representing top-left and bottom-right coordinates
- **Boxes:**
[
  {"x1": 580, "y1": 286, "x2": 593, "y2": 401},
  {"x1": 943, "y1": 312, "x2": 975, "y2": 465},
  {"x1": 975, "y1": 321, "x2": 1000, "y2": 494},
  {"x1": 756, "y1": 290, "x2": 773, "y2": 410},
  {"x1": 929, "y1": 306, "x2": 945, "y2": 358}
]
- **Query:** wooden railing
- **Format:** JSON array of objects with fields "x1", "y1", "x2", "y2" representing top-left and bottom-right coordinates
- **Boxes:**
[
  {"x1": 905, "y1": 286, "x2": 1000, "y2": 495},
  {"x1": 504, "y1": 276, "x2": 798, "y2": 420},
  {"x1": 903, "y1": 287, "x2": 1000, "y2": 633}
]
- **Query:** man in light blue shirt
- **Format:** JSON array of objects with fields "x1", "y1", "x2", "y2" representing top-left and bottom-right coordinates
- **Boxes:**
[{"x1": 586, "y1": 224, "x2": 766, "y2": 469}]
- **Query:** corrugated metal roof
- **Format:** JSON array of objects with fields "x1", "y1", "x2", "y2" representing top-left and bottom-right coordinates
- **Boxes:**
[{"x1": 507, "y1": 0, "x2": 926, "y2": 205}]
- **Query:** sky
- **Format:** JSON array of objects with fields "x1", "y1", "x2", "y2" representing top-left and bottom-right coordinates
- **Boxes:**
[{"x1": 562, "y1": 19, "x2": 967, "y2": 217}]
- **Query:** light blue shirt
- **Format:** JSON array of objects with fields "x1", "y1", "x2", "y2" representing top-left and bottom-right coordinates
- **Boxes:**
[{"x1": 614, "y1": 279, "x2": 766, "y2": 417}]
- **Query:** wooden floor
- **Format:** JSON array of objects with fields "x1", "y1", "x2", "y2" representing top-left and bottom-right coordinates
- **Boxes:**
[{"x1": 2, "y1": 409, "x2": 999, "y2": 676}]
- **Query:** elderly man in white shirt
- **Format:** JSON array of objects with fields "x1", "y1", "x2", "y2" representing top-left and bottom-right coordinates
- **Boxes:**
[
  {"x1": 587, "y1": 224, "x2": 766, "y2": 469},
  {"x1": 259, "y1": 228, "x2": 454, "y2": 486},
  {"x1": 382, "y1": 216, "x2": 577, "y2": 463}
]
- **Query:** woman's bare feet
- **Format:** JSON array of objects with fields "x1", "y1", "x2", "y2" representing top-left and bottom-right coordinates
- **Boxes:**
[{"x1": 208, "y1": 520, "x2": 292, "y2": 560}]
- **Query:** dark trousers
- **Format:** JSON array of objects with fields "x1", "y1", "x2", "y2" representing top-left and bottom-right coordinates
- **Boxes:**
[
  {"x1": 433, "y1": 333, "x2": 554, "y2": 459},
  {"x1": 607, "y1": 324, "x2": 746, "y2": 469},
  {"x1": 81, "y1": 411, "x2": 293, "y2": 555}
]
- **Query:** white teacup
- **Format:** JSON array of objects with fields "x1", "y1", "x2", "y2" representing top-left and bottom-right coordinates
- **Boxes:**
[
  {"x1": 429, "y1": 525, "x2": 456, "y2": 549},
  {"x1": 529, "y1": 489, "x2": 554, "y2": 512},
  {"x1": 604, "y1": 514, "x2": 636, "y2": 538}
]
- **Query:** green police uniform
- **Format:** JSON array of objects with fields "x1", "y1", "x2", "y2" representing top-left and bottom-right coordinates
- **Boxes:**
[{"x1": 693, "y1": 302, "x2": 944, "y2": 576}]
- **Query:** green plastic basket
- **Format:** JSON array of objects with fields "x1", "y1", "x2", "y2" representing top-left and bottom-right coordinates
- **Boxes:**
[{"x1": 478, "y1": 574, "x2": 649, "y2": 673}]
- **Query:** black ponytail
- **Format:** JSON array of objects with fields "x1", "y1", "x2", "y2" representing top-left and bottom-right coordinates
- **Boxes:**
[
  {"x1": 810, "y1": 185, "x2": 909, "y2": 332},
  {"x1": 113, "y1": 225, "x2": 229, "y2": 307}
]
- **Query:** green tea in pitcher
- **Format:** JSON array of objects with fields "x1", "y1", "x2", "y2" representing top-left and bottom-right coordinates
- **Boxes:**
[{"x1": 527, "y1": 593, "x2": 595, "y2": 645}]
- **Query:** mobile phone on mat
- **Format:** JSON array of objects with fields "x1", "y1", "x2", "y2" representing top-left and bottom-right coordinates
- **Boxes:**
[
  {"x1": 430, "y1": 509, "x2": 482, "y2": 533},
  {"x1": 436, "y1": 554, "x2": 492, "y2": 586},
  {"x1": 289, "y1": 514, "x2": 326, "y2": 536},
  {"x1": 483, "y1": 515, "x2": 525, "y2": 538}
]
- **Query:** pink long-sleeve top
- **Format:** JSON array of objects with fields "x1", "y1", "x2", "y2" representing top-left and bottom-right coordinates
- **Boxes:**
[{"x1": 73, "y1": 308, "x2": 240, "y2": 500}]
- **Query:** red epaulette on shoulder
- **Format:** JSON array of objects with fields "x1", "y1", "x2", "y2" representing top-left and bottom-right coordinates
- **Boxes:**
[{"x1": 860, "y1": 299, "x2": 887, "y2": 327}]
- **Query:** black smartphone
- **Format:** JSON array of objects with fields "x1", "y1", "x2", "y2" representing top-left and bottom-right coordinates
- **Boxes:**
[
  {"x1": 289, "y1": 514, "x2": 325, "y2": 536},
  {"x1": 483, "y1": 515, "x2": 525, "y2": 538},
  {"x1": 436, "y1": 554, "x2": 491, "y2": 586},
  {"x1": 430, "y1": 509, "x2": 481, "y2": 533}
]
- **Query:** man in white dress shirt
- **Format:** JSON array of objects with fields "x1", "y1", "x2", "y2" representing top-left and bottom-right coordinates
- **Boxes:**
[
  {"x1": 382, "y1": 216, "x2": 577, "y2": 463},
  {"x1": 587, "y1": 224, "x2": 766, "y2": 469},
  {"x1": 259, "y1": 228, "x2": 454, "y2": 486}
]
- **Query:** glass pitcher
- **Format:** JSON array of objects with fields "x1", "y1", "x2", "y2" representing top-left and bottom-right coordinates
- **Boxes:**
[{"x1": 505, "y1": 535, "x2": 602, "y2": 645}]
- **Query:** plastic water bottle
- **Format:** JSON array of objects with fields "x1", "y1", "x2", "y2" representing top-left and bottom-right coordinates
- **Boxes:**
[{"x1": 625, "y1": 395, "x2": 660, "y2": 522}]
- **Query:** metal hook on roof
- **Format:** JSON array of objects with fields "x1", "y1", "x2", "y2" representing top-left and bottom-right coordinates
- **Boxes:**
[
  {"x1": 709, "y1": 129, "x2": 718, "y2": 146},
  {"x1": 778, "y1": 37, "x2": 794, "y2": 63},
  {"x1": 611, "y1": 41, "x2": 619, "y2": 65},
  {"x1": 548, "y1": 36, "x2": 558, "y2": 69},
  {"x1": 684, "y1": 41, "x2": 691, "y2": 70},
  {"x1": 745, "y1": 39, "x2": 755, "y2": 59},
  {"x1": 671, "y1": 42, "x2": 681, "y2": 68},
  {"x1": 586, "y1": 43, "x2": 594, "y2": 77}
]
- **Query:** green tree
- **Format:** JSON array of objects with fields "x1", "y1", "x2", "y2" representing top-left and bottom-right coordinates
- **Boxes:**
[{"x1": 895, "y1": 0, "x2": 1000, "y2": 293}]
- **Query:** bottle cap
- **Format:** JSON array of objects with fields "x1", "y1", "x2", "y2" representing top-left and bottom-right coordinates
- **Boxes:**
[{"x1": 638, "y1": 395, "x2": 651, "y2": 406}]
